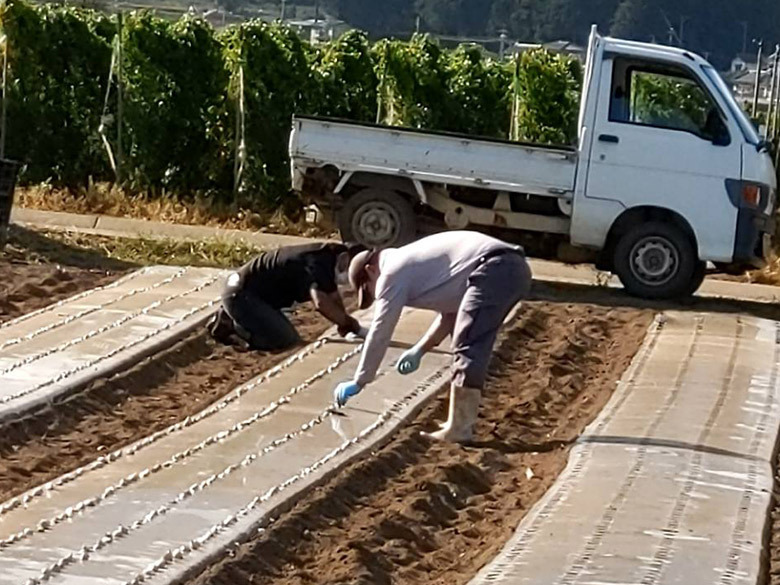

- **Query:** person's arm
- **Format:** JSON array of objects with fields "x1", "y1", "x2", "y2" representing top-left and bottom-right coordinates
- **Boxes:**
[
  {"x1": 310, "y1": 287, "x2": 360, "y2": 336},
  {"x1": 396, "y1": 312, "x2": 455, "y2": 375},
  {"x1": 417, "y1": 312, "x2": 456, "y2": 354},
  {"x1": 353, "y1": 280, "x2": 406, "y2": 388}
]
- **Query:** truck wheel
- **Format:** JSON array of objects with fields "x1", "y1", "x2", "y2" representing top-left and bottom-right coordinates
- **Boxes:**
[
  {"x1": 339, "y1": 189, "x2": 416, "y2": 249},
  {"x1": 613, "y1": 222, "x2": 699, "y2": 300},
  {"x1": 684, "y1": 261, "x2": 707, "y2": 296}
]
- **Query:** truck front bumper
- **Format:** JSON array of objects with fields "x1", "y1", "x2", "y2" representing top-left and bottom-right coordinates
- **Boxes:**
[{"x1": 733, "y1": 210, "x2": 775, "y2": 268}]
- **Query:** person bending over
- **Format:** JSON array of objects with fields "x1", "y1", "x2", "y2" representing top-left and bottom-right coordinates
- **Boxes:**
[{"x1": 332, "y1": 231, "x2": 532, "y2": 443}]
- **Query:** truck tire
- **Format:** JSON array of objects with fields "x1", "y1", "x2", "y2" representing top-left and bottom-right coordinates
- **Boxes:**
[
  {"x1": 339, "y1": 189, "x2": 416, "y2": 249},
  {"x1": 613, "y1": 221, "x2": 699, "y2": 300},
  {"x1": 684, "y1": 261, "x2": 707, "y2": 296}
]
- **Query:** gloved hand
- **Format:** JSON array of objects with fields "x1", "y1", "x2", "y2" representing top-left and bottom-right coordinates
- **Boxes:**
[
  {"x1": 397, "y1": 346, "x2": 423, "y2": 375},
  {"x1": 334, "y1": 381, "x2": 362, "y2": 408}
]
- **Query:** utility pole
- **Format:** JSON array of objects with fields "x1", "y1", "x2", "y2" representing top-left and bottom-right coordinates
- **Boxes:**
[
  {"x1": 499, "y1": 31, "x2": 508, "y2": 60},
  {"x1": 280, "y1": 0, "x2": 285, "y2": 21},
  {"x1": 774, "y1": 77, "x2": 780, "y2": 142},
  {"x1": 116, "y1": 11, "x2": 124, "y2": 185},
  {"x1": 314, "y1": 0, "x2": 319, "y2": 23},
  {"x1": 660, "y1": 10, "x2": 683, "y2": 47},
  {"x1": 1, "y1": 35, "x2": 7, "y2": 160},
  {"x1": 752, "y1": 39, "x2": 764, "y2": 118},
  {"x1": 768, "y1": 46, "x2": 780, "y2": 138},
  {"x1": 679, "y1": 16, "x2": 689, "y2": 47}
]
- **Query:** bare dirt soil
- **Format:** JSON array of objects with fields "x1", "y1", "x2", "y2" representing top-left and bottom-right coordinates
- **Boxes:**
[
  {"x1": 185, "y1": 302, "x2": 653, "y2": 585},
  {"x1": 0, "y1": 226, "x2": 129, "y2": 324}
]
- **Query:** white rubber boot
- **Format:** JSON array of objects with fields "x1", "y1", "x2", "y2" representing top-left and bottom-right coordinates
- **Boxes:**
[{"x1": 422, "y1": 386, "x2": 481, "y2": 444}]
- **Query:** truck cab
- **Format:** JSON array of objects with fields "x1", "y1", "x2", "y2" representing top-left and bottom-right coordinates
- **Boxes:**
[{"x1": 572, "y1": 28, "x2": 776, "y2": 297}]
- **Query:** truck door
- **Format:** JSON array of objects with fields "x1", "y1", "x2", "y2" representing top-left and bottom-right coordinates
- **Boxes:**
[{"x1": 583, "y1": 56, "x2": 741, "y2": 263}]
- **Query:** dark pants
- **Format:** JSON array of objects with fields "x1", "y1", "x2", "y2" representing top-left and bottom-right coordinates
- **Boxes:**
[
  {"x1": 451, "y1": 251, "x2": 532, "y2": 389},
  {"x1": 220, "y1": 276, "x2": 300, "y2": 351}
]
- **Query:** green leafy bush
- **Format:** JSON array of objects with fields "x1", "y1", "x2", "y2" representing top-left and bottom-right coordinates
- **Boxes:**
[
  {"x1": 309, "y1": 30, "x2": 377, "y2": 122},
  {"x1": 221, "y1": 20, "x2": 315, "y2": 205},
  {"x1": 445, "y1": 44, "x2": 512, "y2": 138},
  {"x1": 511, "y1": 48, "x2": 582, "y2": 145},
  {"x1": 121, "y1": 13, "x2": 231, "y2": 195},
  {"x1": 373, "y1": 34, "x2": 450, "y2": 129},
  {"x1": 1, "y1": 0, "x2": 113, "y2": 183}
]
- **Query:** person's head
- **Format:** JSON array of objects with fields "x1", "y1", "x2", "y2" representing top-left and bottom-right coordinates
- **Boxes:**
[
  {"x1": 335, "y1": 243, "x2": 367, "y2": 287},
  {"x1": 348, "y1": 249, "x2": 381, "y2": 310}
]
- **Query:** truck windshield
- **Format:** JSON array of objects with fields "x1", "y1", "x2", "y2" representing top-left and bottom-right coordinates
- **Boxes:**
[{"x1": 701, "y1": 65, "x2": 760, "y2": 145}]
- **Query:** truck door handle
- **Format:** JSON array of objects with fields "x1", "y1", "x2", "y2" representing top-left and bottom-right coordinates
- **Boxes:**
[{"x1": 598, "y1": 134, "x2": 620, "y2": 144}]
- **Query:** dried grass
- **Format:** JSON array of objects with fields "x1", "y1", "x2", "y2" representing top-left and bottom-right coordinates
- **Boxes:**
[
  {"x1": 26, "y1": 229, "x2": 262, "y2": 269},
  {"x1": 14, "y1": 182, "x2": 335, "y2": 239},
  {"x1": 746, "y1": 255, "x2": 780, "y2": 286}
]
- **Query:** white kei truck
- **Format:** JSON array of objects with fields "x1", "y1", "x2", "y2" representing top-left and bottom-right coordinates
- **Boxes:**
[{"x1": 289, "y1": 27, "x2": 778, "y2": 299}]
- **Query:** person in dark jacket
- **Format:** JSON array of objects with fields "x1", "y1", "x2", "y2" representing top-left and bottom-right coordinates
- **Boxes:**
[{"x1": 208, "y1": 242, "x2": 367, "y2": 350}]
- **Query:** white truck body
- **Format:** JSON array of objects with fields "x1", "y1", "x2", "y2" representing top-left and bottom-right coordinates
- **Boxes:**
[{"x1": 290, "y1": 27, "x2": 777, "y2": 299}]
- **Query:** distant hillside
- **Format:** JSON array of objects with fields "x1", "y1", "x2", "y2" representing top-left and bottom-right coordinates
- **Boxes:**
[{"x1": 312, "y1": 0, "x2": 779, "y2": 68}]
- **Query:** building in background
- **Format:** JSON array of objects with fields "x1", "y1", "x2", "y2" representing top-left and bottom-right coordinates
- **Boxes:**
[
  {"x1": 724, "y1": 51, "x2": 775, "y2": 107},
  {"x1": 506, "y1": 40, "x2": 585, "y2": 61},
  {"x1": 287, "y1": 16, "x2": 351, "y2": 44}
]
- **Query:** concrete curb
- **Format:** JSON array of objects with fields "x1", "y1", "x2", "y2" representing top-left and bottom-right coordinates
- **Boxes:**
[{"x1": 10, "y1": 207, "x2": 316, "y2": 247}]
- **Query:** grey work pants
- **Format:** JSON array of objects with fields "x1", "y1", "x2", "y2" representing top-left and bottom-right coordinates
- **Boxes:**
[{"x1": 451, "y1": 251, "x2": 532, "y2": 389}]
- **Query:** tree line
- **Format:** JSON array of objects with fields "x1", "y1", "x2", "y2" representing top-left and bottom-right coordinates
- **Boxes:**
[{"x1": 320, "y1": 0, "x2": 780, "y2": 68}]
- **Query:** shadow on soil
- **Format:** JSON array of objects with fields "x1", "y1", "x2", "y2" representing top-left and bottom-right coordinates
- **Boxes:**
[
  {"x1": 532, "y1": 279, "x2": 780, "y2": 322},
  {"x1": 3, "y1": 225, "x2": 135, "y2": 271}
]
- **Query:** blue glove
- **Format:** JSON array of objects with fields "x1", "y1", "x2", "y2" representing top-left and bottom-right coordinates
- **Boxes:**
[
  {"x1": 397, "y1": 347, "x2": 423, "y2": 375},
  {"x1": 334, "y1": 381, "x2": 361, "y2": 408}
]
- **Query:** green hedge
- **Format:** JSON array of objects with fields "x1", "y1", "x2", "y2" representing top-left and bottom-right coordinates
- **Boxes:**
[
  {"x1": 0, "y1": 0, "x2": 583, "y2": 209},
  {"x1": 1, "y1": 0, "x2": 113, "y2": 184},
  {"x1": 122, "y1": 13, "x2": 231, "y2": 195}
]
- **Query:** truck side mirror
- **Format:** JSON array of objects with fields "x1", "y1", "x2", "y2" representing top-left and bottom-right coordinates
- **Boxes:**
[
  {"x1": 705, "y1": 109, "x2": 730, "y2": 147},
  {"x1": 712, "y1": 131, "x2": 730, "y2": 147}
]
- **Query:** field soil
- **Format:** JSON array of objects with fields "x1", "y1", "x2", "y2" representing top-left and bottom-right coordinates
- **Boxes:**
[
  {"x1": 0, "y1": 253, "x2": 126, "y2": 323},
  {"x1": 185, "y1": 302, "x2": 653, "y2": 585},
  {"x1": 0, "y1": 225, "x2": 357, "y2": 503}
]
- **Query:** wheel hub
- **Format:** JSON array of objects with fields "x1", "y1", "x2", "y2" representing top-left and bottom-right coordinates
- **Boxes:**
[
  {"x1": 631, "y1": 238, "x2": 678, "y2": 286},
  {"x1": 353, "y1": 201, "x2": 400, "y2": 248}
]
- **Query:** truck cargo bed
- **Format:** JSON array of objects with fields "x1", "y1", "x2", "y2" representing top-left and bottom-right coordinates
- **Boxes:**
[{"x1": 290, "y1": 116, "x2": 578, "y2": 198}]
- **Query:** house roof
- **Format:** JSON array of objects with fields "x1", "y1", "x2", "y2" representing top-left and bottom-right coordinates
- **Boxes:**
[
  {"x1": 732, "y1": 52, "x2": 771, "y2": 67},
  {"x1": 724, "y1": 67, "x2": 773, "y2": 86},
  {"x1": 543, "y1": 40, "x2": 585, "y2": 53}
]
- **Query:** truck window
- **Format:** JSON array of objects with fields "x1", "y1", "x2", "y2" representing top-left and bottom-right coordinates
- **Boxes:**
[{"x1": 609, "y1": 61, "x2": 729, "y2": 144}]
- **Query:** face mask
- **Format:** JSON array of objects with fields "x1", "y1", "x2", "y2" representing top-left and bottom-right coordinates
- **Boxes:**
[{"x1": 335, "y1": 269, "x2": 349, "y2": 286}]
